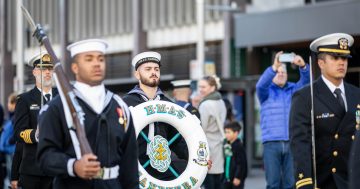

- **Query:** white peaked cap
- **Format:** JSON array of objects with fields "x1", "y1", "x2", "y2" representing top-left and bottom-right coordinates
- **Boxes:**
[
  {"x1": 310, "y1": 33, "x2": 354, "y2": 53},
  {"x1": 171, "y1": 80, "x2": 192, "y2": 88},
  {"x1": 28, "y1": 50, "x2": 49, "y2": 67},
  {"x1": 67, "y1": 39, "x2": 108, "y2": 57}
]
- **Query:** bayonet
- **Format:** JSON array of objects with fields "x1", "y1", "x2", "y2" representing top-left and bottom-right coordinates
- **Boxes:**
[{"x1": 20, "y1": 5, "x2": 36, "y2": 31}]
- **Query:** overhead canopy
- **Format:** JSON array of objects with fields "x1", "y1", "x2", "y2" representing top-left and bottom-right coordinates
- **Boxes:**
[{"x1": 234, "y1": 1, "x2": 360, "y2": 48}]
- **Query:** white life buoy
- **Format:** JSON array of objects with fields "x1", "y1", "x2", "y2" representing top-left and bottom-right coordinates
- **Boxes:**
[{"x1": 130, "y1": 100, "x2": 209, "y2": 189}]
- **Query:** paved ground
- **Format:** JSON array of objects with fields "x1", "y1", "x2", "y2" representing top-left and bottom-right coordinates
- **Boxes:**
[
  {"x1": 244, "y1": 168, "x2": 266, "y2": 189},
  {"x1": 201, "y1": 168, "x2": 266, "y2": 188}
]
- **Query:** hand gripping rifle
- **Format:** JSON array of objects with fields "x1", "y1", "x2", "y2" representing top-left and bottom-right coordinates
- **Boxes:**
[{"x1": 21, "y1": 5, "x2": 92, "y2": 157}]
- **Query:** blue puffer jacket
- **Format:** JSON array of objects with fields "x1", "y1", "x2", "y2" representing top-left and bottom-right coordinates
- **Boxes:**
[{"x1": 256, "y1": 65, "x2": 309, "y2": 143}]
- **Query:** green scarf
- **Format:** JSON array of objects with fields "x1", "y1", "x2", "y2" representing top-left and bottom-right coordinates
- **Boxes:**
[
  {"x1": 199, "y1": 91, "x2": 222, "y2": 106},
  {"x1": 224, "y1": 140, "x2": 233, "y2": 181}
]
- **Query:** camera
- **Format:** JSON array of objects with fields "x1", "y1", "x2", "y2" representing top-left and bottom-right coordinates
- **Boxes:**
[{"x1": 279, "y1": 53, "x2": 295, "y2": 63}]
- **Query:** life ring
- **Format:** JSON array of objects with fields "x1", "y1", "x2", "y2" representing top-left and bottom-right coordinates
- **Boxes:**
[{"x1": 129, "y1": 100, "x2": 209, "y2": 189}]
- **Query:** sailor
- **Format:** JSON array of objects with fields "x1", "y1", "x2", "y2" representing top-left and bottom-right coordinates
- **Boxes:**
[
  {"x1": 290, "y1": 33, "x2": 360, "y2": 189},
  {"x1": 171, "y1": 79, "x2": 200, "y2": 119},
  {"x1": 13, "y1": 51, "x2": 57, "y2": 189},
  {"x1": 123, "y1": 51, "x2": 189, "y2": 180},
  {"x1": 36, "y1": 39, "x2": 138, "y2": 189}
]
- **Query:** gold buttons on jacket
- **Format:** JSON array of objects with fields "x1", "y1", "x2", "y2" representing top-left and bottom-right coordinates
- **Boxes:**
[
  {"x1": 352, "y1": 135, "x2": 355, "y2": 140},
  {"x1": 334, "y1": 133, "x2": 339, "y2": 139},
  {"x1": 333, "y1": 151, "x2": 338, "y2": 157},
  {"x1": 332, "y1": 168, "x2": 336, "y2": 173}
]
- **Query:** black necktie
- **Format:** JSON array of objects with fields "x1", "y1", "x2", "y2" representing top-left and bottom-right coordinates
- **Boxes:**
[
  {"x1": 334, "y1": 88, "x2": 345, "y2": 111},
  {"x1": 45, "y1": 94, "x2": 51, "y2": 103}
]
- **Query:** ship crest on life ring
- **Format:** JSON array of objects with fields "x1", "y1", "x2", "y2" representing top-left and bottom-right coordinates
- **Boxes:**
[{"x1": 193, "y1": 141, "x2": 208, "y2": 166}]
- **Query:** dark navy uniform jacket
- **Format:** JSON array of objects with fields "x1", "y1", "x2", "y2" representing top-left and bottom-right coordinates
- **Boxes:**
[
  {"x1": 14, "y1": 86, "x2": 58, "y2": 176},
  {"x1": 37, "y1": 90, "x2": 138, "y2": 189},
  {"x1": 10, "y1": 142, "x2": 23, "y2": 181},
  {"x1": 349, "y1": 102, "x2": 360, "y2": 189},
  {"x1": 290, "y1": 77, "x2": 360, "y2": 189},
  {"x1": 175, "y1": 100, "x2": 200, "y2": 119}
]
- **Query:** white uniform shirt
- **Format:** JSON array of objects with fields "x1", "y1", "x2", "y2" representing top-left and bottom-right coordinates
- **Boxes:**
[{"x1": 321, "y1": 75, "x2": 347, "y2": 111}]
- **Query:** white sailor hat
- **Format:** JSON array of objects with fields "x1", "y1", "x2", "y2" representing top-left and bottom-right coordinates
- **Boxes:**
[
  {"x1": 131, "y1": 51, "x2": 161, "y2": 70},
  {"x1": 66, "y1": 39, "x2": 108, "y2": 58},
  {"x1": 171, "y1": 80, "x2": 192, "y2": 89},
  {"x1": 28, "y1": 51, "x2": 53, "y2": 69},
  {"x1": 310, "y1": 33, "x2": 354, "y2": 58}
]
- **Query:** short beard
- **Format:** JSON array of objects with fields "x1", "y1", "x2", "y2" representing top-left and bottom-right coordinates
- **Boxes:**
[
  {"x1": 36, "y1": 75, "x2": 53, "y2": 88},
  {"x1": 140, "y1": 74, "x2": 160, "y2": 87}
]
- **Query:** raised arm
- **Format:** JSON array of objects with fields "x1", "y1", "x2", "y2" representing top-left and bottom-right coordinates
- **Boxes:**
[
  {"x1": 293, "y1": 55, "x2": 310, "y2": 90},
  {"x1": 256, "y1": 51, "x2": 283, "y2": 103}
]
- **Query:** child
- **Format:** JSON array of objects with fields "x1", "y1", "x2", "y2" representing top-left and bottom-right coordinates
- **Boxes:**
[{"x1": 223, "y1": 122, "x2": 248, "y2": 189}]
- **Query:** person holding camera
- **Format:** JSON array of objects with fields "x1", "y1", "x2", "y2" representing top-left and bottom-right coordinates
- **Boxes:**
[{"x1": 256, "y1": 51, "x2": 309, "y2": 189}]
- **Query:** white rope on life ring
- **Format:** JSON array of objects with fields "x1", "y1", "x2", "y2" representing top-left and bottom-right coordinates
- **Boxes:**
[{"x1": 129, "y1": 100, "x2": 209, "y2": 189}]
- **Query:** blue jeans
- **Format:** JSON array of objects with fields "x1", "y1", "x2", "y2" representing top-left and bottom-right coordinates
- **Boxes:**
[
  {"x1": 263, "y1": 141, "x2": 294, "y2": 189},
  {"x1": 4, "y1": 154, "x2": 13, "y2": 188}
]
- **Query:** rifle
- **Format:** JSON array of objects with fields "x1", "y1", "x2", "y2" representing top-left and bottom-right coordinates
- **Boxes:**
[
  {"x1": 21, "y1": 5, "x2": 92, "y2": 156},
  {"x1": 309, "y1": 55, "x2": 318, "y2": 189}
]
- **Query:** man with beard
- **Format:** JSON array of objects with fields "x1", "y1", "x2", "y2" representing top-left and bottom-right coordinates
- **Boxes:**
[
  {"x1": 13, "y1": 51, "x2": 58, "y2": 189},
  {"x1": 123, "y1": 51, "x2": 189, "y2": 180}
]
